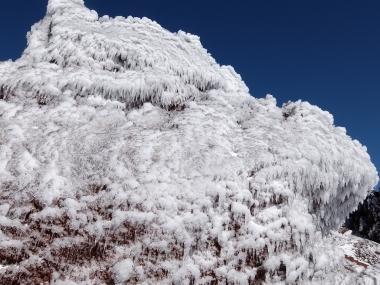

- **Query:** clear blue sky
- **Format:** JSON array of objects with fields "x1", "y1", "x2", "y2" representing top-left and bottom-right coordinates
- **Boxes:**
[{"x1": 1, "y1": 0, "x2": 380, "y2": 188}]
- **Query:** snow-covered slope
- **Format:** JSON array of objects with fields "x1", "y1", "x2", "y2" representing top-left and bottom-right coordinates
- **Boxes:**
[
  {"x1": 330, "y1": 229, "x2": 380, "y2": 284},
  {"x1": 0, "y1": 0, "x2": 378, "y2": 284}
]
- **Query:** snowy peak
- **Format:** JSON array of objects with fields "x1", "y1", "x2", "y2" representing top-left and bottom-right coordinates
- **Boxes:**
[{"x1": 0, "y1": 0, "x2": 247, "y2": 107}]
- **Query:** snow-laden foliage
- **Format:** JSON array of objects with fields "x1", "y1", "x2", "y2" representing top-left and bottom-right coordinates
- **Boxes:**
[
  {"x1": 0, "y1": 0, "x2": 238, "y2": 109},
  {"x1": 0, "y1": 0, "x2": 378, "y2": 284}
]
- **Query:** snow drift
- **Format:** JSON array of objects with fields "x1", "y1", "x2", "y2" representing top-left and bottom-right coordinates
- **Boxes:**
[{"x1": 0, "y1": 0, "x2": 378, "y2": 284}]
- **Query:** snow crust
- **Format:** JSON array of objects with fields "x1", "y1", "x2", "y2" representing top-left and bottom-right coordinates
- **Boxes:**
[{"x1": 0, "y1": 0, "x2": 378, "y2": 284}]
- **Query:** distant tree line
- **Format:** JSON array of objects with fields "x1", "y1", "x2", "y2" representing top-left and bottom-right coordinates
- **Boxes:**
[{"x1": 345, "y1": 190, "x2": 380, "y2": 243}]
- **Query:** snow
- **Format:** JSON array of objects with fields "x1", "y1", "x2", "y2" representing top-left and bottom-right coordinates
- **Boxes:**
[
  {"x1": 114, "y1": 258, "x2": 134, "y2": 283},
  {"x1": 0, "y1": 0, "x2": 379, "y2": 284},
  {"x1": 1, "y1": 0, "x2": 232, "y2": 109},
  {"x1": 0, "y1": 264, "x2": 9, "y2": 271},
  {"x1": 330, "y1": 229, "x2": 380, "y2": 284}
]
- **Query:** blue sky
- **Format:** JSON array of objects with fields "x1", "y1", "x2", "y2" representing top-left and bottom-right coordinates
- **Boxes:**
[{"x1": 1, "y1": 0, "x2": 380, "y2": 188}]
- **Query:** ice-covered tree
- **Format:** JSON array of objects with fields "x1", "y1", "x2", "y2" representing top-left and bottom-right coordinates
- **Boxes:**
[{"x1": 0, "y1": 0, "x2": 378, "y2": 284}]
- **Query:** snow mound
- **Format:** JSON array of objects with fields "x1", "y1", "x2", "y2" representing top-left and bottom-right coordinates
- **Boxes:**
[{"x1": 0, "y1": 0, "x2": 378, "y2": 284}]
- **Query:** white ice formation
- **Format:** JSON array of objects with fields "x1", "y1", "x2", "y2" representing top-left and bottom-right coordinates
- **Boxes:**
[
  {"x1": 0, "y1": 0, "x2": 378, "y2": 284},
  {"x1": 0, "y1": 0, "x2": 230, "y2": 108}
]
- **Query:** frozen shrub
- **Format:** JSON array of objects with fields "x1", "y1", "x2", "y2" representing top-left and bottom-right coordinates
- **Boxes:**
[{"x1": 0, "y1": 0, "x2": 378, "y2": 284}]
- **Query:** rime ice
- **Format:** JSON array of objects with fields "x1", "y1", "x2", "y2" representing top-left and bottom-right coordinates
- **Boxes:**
[{"x1": 0, "y1": 0, "x2": 378, "y2": 284}]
